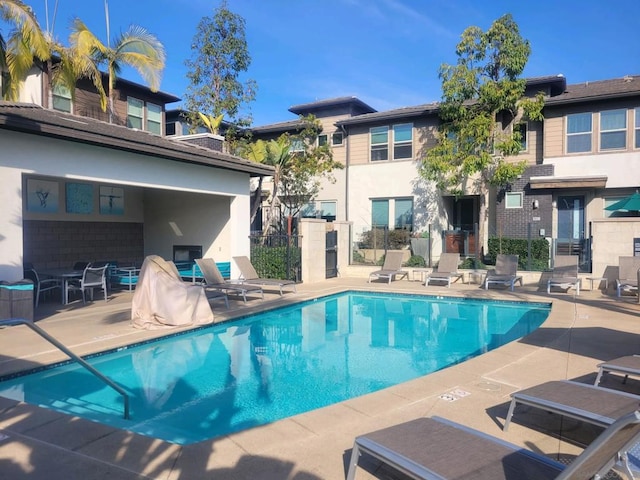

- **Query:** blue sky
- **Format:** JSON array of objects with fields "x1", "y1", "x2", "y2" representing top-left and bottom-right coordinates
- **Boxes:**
[{"x1": 13, "y1": 0, "x2": 640, "y2": 126}]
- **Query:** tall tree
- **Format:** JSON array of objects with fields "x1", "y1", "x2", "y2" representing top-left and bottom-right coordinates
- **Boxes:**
[
  {"x1": 0, "y1": 0, "x2": 49, "y2": 100},
  {"x1": 418, "y1": 13, "x2": 544, "y2": 254},
  {"x1": 242, "y1": 115, "x2": 343, "y2": 235},
  {"x1": 69, "y1": 18, "x2": 165, "y2": 122},
  {"x1": 184, "y1": 0, "x2": 256, "y2": 129}
]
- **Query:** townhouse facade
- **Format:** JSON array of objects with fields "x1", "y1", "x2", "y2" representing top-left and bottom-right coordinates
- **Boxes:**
[{"x1": 250, "y1": 74, "x2": 640, "y2": 273}]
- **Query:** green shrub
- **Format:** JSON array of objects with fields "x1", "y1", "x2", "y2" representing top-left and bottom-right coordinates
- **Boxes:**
[
  {"x1": 405, "y1": 255, "x2": 426, "y2": 267},
  {"x1": 249, "y1": 245, "x2": 301, "y2": 280},
  {"x1": 460, "y1": 257, "x2": 486, "y2": 270},
  {"x1": 359, "y1": 228, "x2": 410, "y2": 250},
  {"x1": 487, "y1": 237, "x2": 550, "y2": 271}
]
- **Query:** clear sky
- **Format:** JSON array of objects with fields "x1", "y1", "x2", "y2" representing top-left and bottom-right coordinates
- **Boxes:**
[{"x1": 12, "y1": 0, "x2": 640, "y2": 126}]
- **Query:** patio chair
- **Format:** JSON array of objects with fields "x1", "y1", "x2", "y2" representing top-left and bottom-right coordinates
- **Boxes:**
[
  {"x1": 23, "y1": 264, "x2": 61, "y2": 308},
  {"x1": 503, "y1": 380, "x2": 640, "y2": 432},
  {"x1": 424, "y1": 253, "x2": 463, "y2": 287},
  {"x1": 546, "y1": 255, "x2": 580, "y2": 295},
  {"x1": 484, "y1": 254, "x2": 523, "y2": 291},
  {"x1": 232, "y1": 256, "x2": 297, "y2": 296},
  {"x1": 616, "y1": 256, "x2": 640, "y2": 297},
  {"x1": 595, "y1": 354, "x2": 640, "y2": 386},
  {"x1": 367, "y1": 251, "x2": 409, "y2": 284},
  {"x1": 196, "y1": 258, "x2": 263, "y2": 304},
  {"x1": 66, "y1": 264, "x2": 109, "y2": 304},
  {"x1": 167, "y1": 260, "x2": 228, "y2": 308},
  {"x1": 346, "y1": 410, "x2": 640, "y2": 480}
]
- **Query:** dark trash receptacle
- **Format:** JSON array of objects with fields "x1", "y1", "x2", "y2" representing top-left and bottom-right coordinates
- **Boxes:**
[{"x1": 0, "y1": 280, "x2": 34, "y2": 321}]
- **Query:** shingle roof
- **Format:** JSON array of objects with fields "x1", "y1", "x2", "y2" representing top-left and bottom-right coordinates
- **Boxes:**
[
  {"x1": 545, "y1": 75, "x2": 640, "y2": 105},
  {"x1": 0, "y1": 102, "x2": 274, "y2": 177},
  {"x1": 288, "y1": 96, "x2": 376, "y2": 115},
  {"x1": 336, "y1": 103, "x2": 440, "y2": 126}
]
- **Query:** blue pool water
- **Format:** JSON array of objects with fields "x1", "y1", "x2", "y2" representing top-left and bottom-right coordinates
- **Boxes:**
[{"x1": 0, "y1": 291, "x2": 550, "y2": 444}]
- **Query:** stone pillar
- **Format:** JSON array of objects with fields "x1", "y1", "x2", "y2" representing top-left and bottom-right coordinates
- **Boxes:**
[{"x1": 299, "y1": 218, "x2": 327, "y2": 284}]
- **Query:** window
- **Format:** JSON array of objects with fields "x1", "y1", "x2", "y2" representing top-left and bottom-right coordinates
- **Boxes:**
[
  {"x1": 290, "y1": 138, "x2": 304, "y2": 153},
  {"x1": 370, "y1": 126, "x2": 389, "y2": 161},
  {"x1": 166, "y1": 122, "x2": 176, "y2": 136},
  {"x1": 566, "y1": 113, "x2": 592, "y2": 153},
  {"x1": 393, "y1": 124, "x2": 413, "y2": 159},
  {"x1": 394, "y1": 198, "x2": 413, "y2": 229},
  {"x1": 127, "y1": 97, "x2": 144, "y2": 129},
  {"x1": 600, "y1": 109, "x2": 626, "y2": 150},
  {"x1": 52, "y1": 84, "x2": 72, "y2": 113},
  {"x1": 371, "y1": 198, "x2": 413, "y2": 230},
  {"x1": 301, "y1": 201, "x2": 336, "y2": 221},
  {"x1": 146, "y1": 102, "x2": 162, "y2": 135},
  {"x1": 604, "y1": 197, "x2": 626, "y2": 217},
  {"x1": 635, "y1": 108, "x2": 640, "y2": 149},
  {"x1": 331, "y1": 132, "x2": 343, "y2": 146},
  {"x1": 372, "y1": 199, "x2": 389, "y2": 227},
  {"x1": 317, "y1": 134, "x2": 328, "y2": 147},
  {"x1": 505, "y1": 192, "x2": 523, "y2": 209},
  {"x1": 514, "y1": 122, "x2": 528, "y2": 151}
]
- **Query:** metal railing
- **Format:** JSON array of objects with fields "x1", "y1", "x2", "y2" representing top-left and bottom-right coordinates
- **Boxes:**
[{"x1": 0, "y1": 318, "x2": 130, "y2": 419}]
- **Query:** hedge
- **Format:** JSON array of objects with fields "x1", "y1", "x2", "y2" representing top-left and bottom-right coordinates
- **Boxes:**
[{"x1": 487, "y1": 237, "x2": 550, "y2": 271}]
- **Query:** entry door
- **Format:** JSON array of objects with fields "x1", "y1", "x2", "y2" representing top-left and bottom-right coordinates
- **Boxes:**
[{"x1": 557, "y1": 195, "x2": 585, "y2": 256}]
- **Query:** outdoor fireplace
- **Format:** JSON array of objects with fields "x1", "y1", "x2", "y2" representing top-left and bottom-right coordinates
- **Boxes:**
[{"x1": 173, "y1": 245, "x2": 202, "y2": 263}]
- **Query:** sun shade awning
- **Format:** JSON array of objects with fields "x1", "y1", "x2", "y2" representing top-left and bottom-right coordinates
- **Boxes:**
[{"x1": 529, "y1": 175, "x2": 607, "y2": 189}]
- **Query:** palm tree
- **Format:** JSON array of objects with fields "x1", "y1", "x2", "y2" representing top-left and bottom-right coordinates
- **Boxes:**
[
  {"x1": 0, "y1": 0, "x2": 49, "y2": 100},
  {"x1": 69, "y1": 18, "x2": 165, "y2": 122}
]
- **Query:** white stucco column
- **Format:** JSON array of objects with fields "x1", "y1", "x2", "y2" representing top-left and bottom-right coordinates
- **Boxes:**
[
  {"x1": 332, "y1": 221, "x2": 352, "y2": 273},
  {"x1": 299, "y1": 218, "x2": 327, "y2": 283},
  {"x1": 229, "y1": 195, "x2": 251, "y2": 279},
  {"x1": 0, "y1": 167, "x2": 25, "y2": 281}
]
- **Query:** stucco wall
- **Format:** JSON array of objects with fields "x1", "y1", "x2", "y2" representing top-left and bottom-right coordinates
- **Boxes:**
[{"x1": 591, "y1": 218, "x2": 640, "y2": 288}]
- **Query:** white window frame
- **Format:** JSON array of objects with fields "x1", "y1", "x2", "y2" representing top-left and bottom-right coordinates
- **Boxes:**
[
  {"x1": 127, "y1": 97, "x2": 144, "y2": 129},
  {"x1": 370, "y1": 126, "x2": 389, "y2": 161},
  {"x1": 514, "y1": 122, "x2": 528, "y2": 152},
  {"x1": 290, "y1": 138, "x2": 304, "y2": 153},
  {"x1": 566, "y1": 112, "x2": 592, "y2": 154},
  {"x1": 600, "y1": 108, "x2": 627, "y2": 151},
  {"x1": 146, "y1": 102, "x2": 162, "y2": 135},
  {"x1": 392, "y1": 123, "x2": 413, "y2": 160},
  {"x1": 505, "y1": 192, "x2": 523, "y2": 209},
  {"x1": 52, "y1": 83, "x2": 72, "y2": 113}
]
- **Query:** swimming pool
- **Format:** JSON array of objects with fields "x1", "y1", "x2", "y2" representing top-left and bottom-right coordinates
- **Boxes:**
[{"x1": 0, "y1": 291, "x2": 550, "y2": 445}]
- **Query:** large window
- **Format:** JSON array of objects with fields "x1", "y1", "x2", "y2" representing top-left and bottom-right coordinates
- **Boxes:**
[
  {"x1": 52, "y1": 84, "x2": 72, "y2": 113},
  {"x1": 566, "y1": 113, "x2": 592, "y2": 153},
  {"x1": 127, "y1": 97, "x2": 144, "y2": 129},
  {"x1": 514, "y1": 122, "x2": 528, "y2": 151},
  {"x1": 371, "y1": 198, "x2": 413, "y2": 230},
  {"x1": 600, "y1": 109, "x2": 626, "y2": 150},
  {"x1": 370, "y1": 126, "x2": 389, "y2": 161},
  {"x1": 393, "y1": 123, "x2": 413, "y2": 159},
  {"x1": 301, "y1": 201, "x2": 336, "y2": 221},
  {"x1": 146, "y1": 102, "x2": 162, "y2": 135}
]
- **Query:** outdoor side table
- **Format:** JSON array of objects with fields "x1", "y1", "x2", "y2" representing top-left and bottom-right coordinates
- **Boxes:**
[
  {"x1": 586, "y1": 276, "x2": 608, "y2": 291},
  {"x1": 411, "y1": 268, "x2": 431, "y2": 282}
]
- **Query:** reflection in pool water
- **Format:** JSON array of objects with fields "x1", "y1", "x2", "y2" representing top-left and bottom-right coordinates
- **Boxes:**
[{"x1": 0, "y1": 291, "x2": 550, "y2": 444}]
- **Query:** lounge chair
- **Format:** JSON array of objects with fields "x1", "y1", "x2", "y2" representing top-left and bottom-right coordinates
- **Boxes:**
[
  {"x1": 595, "y1": 355, "x2": 640, "y2": 386},
  {"x1": 503, "y1": 380, "x2": 640, "y2": 432},
  {"x1": 546, "y1": 255, "x2": 580, "y2": 295},
  {"x1": 424, "y1": 253, "x2": 463, "y2": 287},
  {"x1": 346, "y1": 410, "x2": 640, "y2": 480},
  {"x1": 232, "y1": 256, "x2": 297, "y2": 296},
  {"x1": 195, "y1": 258, "x2": 264, "y2": 304},
  {"x1": 367, "y1": 251, "x2": 408, "y2": 284},
  {"x1": 484, "y1": 254, "x2": 523, "y2": 291},
  {"x1": 616, "y1": 256, "x2": 640, "y2": 297},
  {"x1": 167, "y1": 260, "x2": 228, "y2": 308}
]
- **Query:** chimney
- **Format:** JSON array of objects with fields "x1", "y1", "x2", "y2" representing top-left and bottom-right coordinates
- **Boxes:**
[{"x1": 172, "y1": 133, "x2": 225, "y2": 153}]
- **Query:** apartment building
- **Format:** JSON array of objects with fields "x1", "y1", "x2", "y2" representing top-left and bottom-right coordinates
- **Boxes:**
[{"x1": 250, "y1": 74, "x2": 640, "y2": 272}]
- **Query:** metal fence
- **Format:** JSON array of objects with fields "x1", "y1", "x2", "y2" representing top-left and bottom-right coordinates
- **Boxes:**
[{"x1": 248, "y1": 234, "x2": 302, "y2": 282}]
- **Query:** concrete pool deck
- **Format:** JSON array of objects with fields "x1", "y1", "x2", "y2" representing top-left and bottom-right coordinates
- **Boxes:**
[{"x1": 1, "y1": 277, "x2": 640, "y2": 479}]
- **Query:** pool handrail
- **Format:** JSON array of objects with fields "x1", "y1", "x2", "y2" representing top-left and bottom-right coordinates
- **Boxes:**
[{"x1": 0, "y1": 317, "x2": 130, "y2": 420}]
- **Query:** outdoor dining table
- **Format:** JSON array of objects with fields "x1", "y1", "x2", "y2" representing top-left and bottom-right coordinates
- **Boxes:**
[{"x1": 39, "y1": 268, "x2": 84, "y2": 305}]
